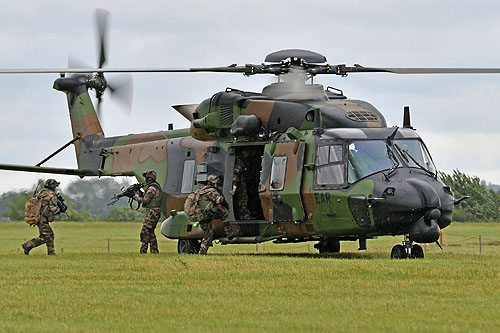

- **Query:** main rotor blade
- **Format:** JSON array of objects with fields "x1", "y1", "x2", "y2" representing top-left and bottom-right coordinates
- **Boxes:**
[
  {"x1": 4, "y1": 64, "x2": 500, "y2": 75},
  {"x1": 0, "y1": 66, "x2": 253, "y2": 74},
  {"x1": 95, "y1": 8, "x2": 110, "y2": 69}
]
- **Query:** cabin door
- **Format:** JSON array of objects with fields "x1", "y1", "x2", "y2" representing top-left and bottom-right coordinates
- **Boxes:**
[{"x1": 259, "y1": 140, "x2": 305, "y2": 222}]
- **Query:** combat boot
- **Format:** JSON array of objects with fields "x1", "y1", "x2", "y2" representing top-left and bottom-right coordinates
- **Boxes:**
[
  {"x1": 22, "y1": 243, "x2": 31, "y2": 255},
  {"x1": 199, "y1": 246, "x2": 208, "y2": 255}
]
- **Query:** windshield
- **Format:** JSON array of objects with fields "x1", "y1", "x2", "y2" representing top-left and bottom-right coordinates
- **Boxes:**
[
  {"x1": 348, "y1": 140, "x2": 398, "y2": 183},
  {"x1": 394, "y1": 139, "x2": 436, "y2": 174}
]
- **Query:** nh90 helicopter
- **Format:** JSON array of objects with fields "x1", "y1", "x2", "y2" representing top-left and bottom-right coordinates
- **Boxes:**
[{"x1": 1, "y1": 9, "x2": 485, "y2": 258}]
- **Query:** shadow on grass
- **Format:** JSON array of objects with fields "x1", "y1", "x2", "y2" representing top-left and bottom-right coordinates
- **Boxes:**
[{"x1": 206, "y1": 252, "x2": 387, "y2": 260}]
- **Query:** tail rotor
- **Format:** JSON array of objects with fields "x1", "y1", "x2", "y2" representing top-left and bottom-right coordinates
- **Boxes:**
[{"x1": 68, "y1": 8, "x2": 133, "y2": 121}]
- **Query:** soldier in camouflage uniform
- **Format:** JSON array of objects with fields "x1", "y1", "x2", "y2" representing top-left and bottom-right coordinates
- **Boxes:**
[
  {"x1": 22, "y1": 179, "x2": 62, "y2": 255},
  {"x1": 230, "y1": 150, "x2": 253, "y2": 219},
  {"x1": 197, "y1": 174, "x2": 235, "y2": 254},
  {"x1": 133, "y1": 170, "x2": 162, "y2": 254}
]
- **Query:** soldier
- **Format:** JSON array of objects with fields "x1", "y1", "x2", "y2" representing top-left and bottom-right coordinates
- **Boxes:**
[
  {"x1": 132, "y1": 170, "x2": 162, "y2": 254},
  {"x1": 230, "y1": 150, "x2": 254, "y2": 220},
  {"x1": 196, "y1": 174, "x2": 235, "y2": 254},
  {"x1": 22, "y1": 179, "x2": 62, "y2": 255}
]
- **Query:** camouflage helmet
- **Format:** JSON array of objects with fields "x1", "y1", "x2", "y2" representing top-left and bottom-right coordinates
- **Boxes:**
[
  {"x1": 142, "y1": 170, "x2": 157, "y2": 180},
  {"x1": 207, "y1": 174, "x2": 219, "y2": 185},
  {"x1": 44, "y1": 179, "x2": 60, "y2": 189}
]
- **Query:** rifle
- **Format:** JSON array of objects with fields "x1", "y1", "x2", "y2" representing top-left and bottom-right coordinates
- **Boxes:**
[
  {"x1": 56, "y1": 193, "x2": 68, "y2": 213},
  {"x1": 107, "y1": 183, "x2": 144, "y2": 209}
]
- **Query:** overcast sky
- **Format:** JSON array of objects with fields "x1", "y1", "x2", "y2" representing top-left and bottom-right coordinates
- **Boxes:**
[{"x1": 1, "y1": 0, "x2": 500, "y2": 193}]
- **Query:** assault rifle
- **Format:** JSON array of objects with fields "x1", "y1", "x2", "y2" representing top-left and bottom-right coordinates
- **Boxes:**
[
  {"x1": 107, "y1": 183, "x2": 144, "y2": 209},
  {"x1": 56, "y1": 193, "x2": 68, "y2": 213}
]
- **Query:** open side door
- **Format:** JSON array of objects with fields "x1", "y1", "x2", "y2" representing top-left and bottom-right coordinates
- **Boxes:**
[{"x1": 259, "y1": 140, "x2": 305, "y2": 222}]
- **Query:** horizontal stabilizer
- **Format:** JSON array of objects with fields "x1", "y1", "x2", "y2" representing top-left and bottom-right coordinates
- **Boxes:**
[{"x1": 0, "y1": 163, "x2": 96, "y2": 177}]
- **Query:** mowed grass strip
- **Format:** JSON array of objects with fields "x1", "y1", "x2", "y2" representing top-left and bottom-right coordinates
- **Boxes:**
[{"x1": 1, "y1": 222, "x2": 500, "y2": 332}]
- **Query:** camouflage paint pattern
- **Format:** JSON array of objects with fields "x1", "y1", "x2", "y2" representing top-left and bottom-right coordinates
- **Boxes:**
[{"x1": 36, "y1": 76, "x2": 455, "y2": 250}]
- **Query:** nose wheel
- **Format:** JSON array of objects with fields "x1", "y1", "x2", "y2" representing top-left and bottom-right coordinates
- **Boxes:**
[{"x1": 391, "y1": 234, "x2": 424, "y2": 259}]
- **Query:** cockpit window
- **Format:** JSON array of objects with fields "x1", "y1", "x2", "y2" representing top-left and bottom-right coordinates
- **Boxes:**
[
  {"x1": 348, "y1": 140, "x2": 396, "y2": 183},
  {"x1": 394, "y1": 139, "x2": 436, "y2": 174},
  {"x1": 315, "y1": 144, "x2": 345, "y2": 186},
  {"x1": 270, "y1": 155, "x2": 287, "y2": 190}
]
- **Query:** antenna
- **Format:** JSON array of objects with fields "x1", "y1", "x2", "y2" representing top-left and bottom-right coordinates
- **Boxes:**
[{"x1": 403, "y1": 105, "x2": 413, "y2": 129}]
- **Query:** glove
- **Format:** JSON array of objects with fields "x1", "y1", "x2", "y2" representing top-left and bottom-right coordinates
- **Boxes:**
[{"x1": 229, "y1": 185, "x2": 237, "y2": 196}]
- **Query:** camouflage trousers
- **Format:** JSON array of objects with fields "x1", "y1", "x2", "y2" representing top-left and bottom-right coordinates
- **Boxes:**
[
  {"x1": 23, "y1": 221, "x2": 55, "y2": 255},
  {"x1": 234, "y1": 181, "x2": 252, "y2": 219},
  {"x1": 199, "y1": 205, "x2": 233, "y2": 255},
  {"x1": 140, "y1": 208, "x2": 161, "y2": 254}
]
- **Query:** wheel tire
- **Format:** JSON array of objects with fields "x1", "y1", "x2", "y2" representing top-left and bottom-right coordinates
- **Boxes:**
[
  {"x1": 412, "y1": 244, "x2": 424, "y2": 259},
  {"x1": 327, "y1": 239, "x2": 341, "y2": 253},
  {"x1": 391, "y1": 244, "x2": 407, "y2": 259},
  {"x1": 315, "y1": 239, "x2": 340, "y2": 254},
  {"x1": 177, "y1": 239, "x2": 198, "y2": 254}
]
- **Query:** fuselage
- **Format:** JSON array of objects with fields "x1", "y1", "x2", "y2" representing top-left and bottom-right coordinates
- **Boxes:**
[{"x1": 54, "y1": 75, "x2": 454, "y2": 244}]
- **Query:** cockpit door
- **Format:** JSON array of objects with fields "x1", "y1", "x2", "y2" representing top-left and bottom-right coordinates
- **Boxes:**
[{"x1": 259, "y1": 140, "x2": 305, "y2": 222}]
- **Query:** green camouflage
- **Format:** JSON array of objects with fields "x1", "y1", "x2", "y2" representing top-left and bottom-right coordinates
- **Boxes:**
[
  {"x1": 192, "y1": 184, "x2": 230, "y2": 254},
  {"x1": 136, "y1": 180, "x2": 162, "y2": 254},
  {"x1": 22, "y1": 188, "x2": 61, "y2": 255}
]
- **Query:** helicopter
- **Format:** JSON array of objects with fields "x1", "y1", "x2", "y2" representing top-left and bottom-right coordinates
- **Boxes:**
[{"x1": 0, "y1": 9, "x2": 487, "y2": 259}]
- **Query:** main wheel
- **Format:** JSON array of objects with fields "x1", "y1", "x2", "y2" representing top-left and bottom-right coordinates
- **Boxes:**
[
  {"x1": 391, "y1": 244, "x2": 407, "y2": 259},
  {"x1": 315, "y1": 239, "x2": 340, "y2": 253},
  {"x1": 177, "y1": 239, "x2": 200, "y2": 254},
  {"x1": 411, "y1": 244, "x2": 424, "y2": 259},
  {"x1": 326, "y1": 239, "x2": 340, "y2": 253}
]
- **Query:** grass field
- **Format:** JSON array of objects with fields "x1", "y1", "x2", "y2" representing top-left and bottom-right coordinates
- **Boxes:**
[{"x1": 1, "y1": 221, "x2": 500, "y2": 332}]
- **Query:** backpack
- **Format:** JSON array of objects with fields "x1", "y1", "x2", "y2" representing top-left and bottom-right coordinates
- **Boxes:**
[
  {"x1": 24, "y1": 192, "x2": 44, "y2": 225},
  {"x1": 184, "y1": 189, "x2": 204, "y2": 222}
]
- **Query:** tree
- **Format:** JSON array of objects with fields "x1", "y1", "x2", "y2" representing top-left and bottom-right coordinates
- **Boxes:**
[
  {"x1": 64, "y1": 177, "x2": 134, "y2": 218},
  {"x1": 440, "y1": 169, "x2": 500, "y2": 222},
  {"x1": 106, "y1": 206, "x2": 144, "y2": 222},
  {"x1": 3, "y1": 191, "x2": 31, "y2": 221}
]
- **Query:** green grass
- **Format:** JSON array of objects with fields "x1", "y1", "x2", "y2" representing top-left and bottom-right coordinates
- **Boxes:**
[{"x1": 1, "y1": 221, "x2": 500, "y2": 332}]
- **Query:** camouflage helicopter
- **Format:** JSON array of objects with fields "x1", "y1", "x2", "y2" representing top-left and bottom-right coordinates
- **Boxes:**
[{"x1": 1, "y1": 9, "x2": 488, "y2": 259}]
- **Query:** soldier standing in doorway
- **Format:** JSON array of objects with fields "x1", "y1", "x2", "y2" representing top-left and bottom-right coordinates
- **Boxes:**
[
  {"x1": 132, "y1": 170, "x2": 162, "y2": 254},
  {"x1": 22, "y1": 179, "x2": 62, "y2": 255},
  {"x1": 230, "y1": 150, "x2": 254, "y2": 220}
]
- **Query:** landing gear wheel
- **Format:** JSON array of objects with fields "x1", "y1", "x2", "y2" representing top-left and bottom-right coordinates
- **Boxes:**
[
  {"x1": 177, "y1": 239, "x2": 200, "y2": 254},
  {"x1": 315, "y1": 239, "x2": 340, "y2": 253},
  {"x1": 411, "y1": 244, "x2": 424, "y2": 258},
  {"x1": 391, "y1": 244, "x2": 407, "y2": 259}
]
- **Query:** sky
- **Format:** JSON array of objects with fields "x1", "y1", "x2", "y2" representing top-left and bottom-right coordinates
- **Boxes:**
[{"x1": 1, "y1": 0, "x2": 500, "y2": 193}]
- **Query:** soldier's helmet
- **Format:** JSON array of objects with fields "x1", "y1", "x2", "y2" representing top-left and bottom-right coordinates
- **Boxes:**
[
  {"x1": 142, "y1": 170, "x2": 157, "y2": 180},
  {"x1": 45, "y1": 179, "x2": 60, "y2": 190},
  {"x1": 207, "y1": 174, "x2": 219, "y2": 185}
]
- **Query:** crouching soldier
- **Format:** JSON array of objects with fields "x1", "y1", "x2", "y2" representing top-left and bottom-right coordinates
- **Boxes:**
[
  {"x1": 194, "y1": 174, "x2": 235, "y2": 255},
  {"x1": 22, "y1": 179, "x2": 62, "y2": 255},
  {"x1": 132, "y1": 170, "x2": 162, "y2": 254}
]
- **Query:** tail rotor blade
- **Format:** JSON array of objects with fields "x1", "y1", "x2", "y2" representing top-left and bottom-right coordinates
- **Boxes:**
[
  {"x1": 107, "y1": 74, "x2": 133, "y2": 114},
  {"x1": 95, "y1": 8, "x2": 110, "y2": 69}
]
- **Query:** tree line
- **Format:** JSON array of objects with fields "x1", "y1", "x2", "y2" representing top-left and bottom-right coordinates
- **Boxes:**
[
  {"x1": 0, "y1": 178, "x2": 144, "y2": 222},
  {"x1": 439, "y1": 170, "x2": 500, "y2": 222},
  {"x1": 1, "y1": 169, "x2": 499, "y2": 222}
]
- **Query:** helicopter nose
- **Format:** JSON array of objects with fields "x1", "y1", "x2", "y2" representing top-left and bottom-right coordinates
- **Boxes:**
[
  {"x1": 371, "y1": 172, "x2": 453, "y2": 239},
  {"x1": 406, "y1": 178, "x2": 441, "y2": 208}
]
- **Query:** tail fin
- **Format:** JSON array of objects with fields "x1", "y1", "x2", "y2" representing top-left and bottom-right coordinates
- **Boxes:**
[{"x1": 53, "y1": 74, "x2": 104, "y2": 172}]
